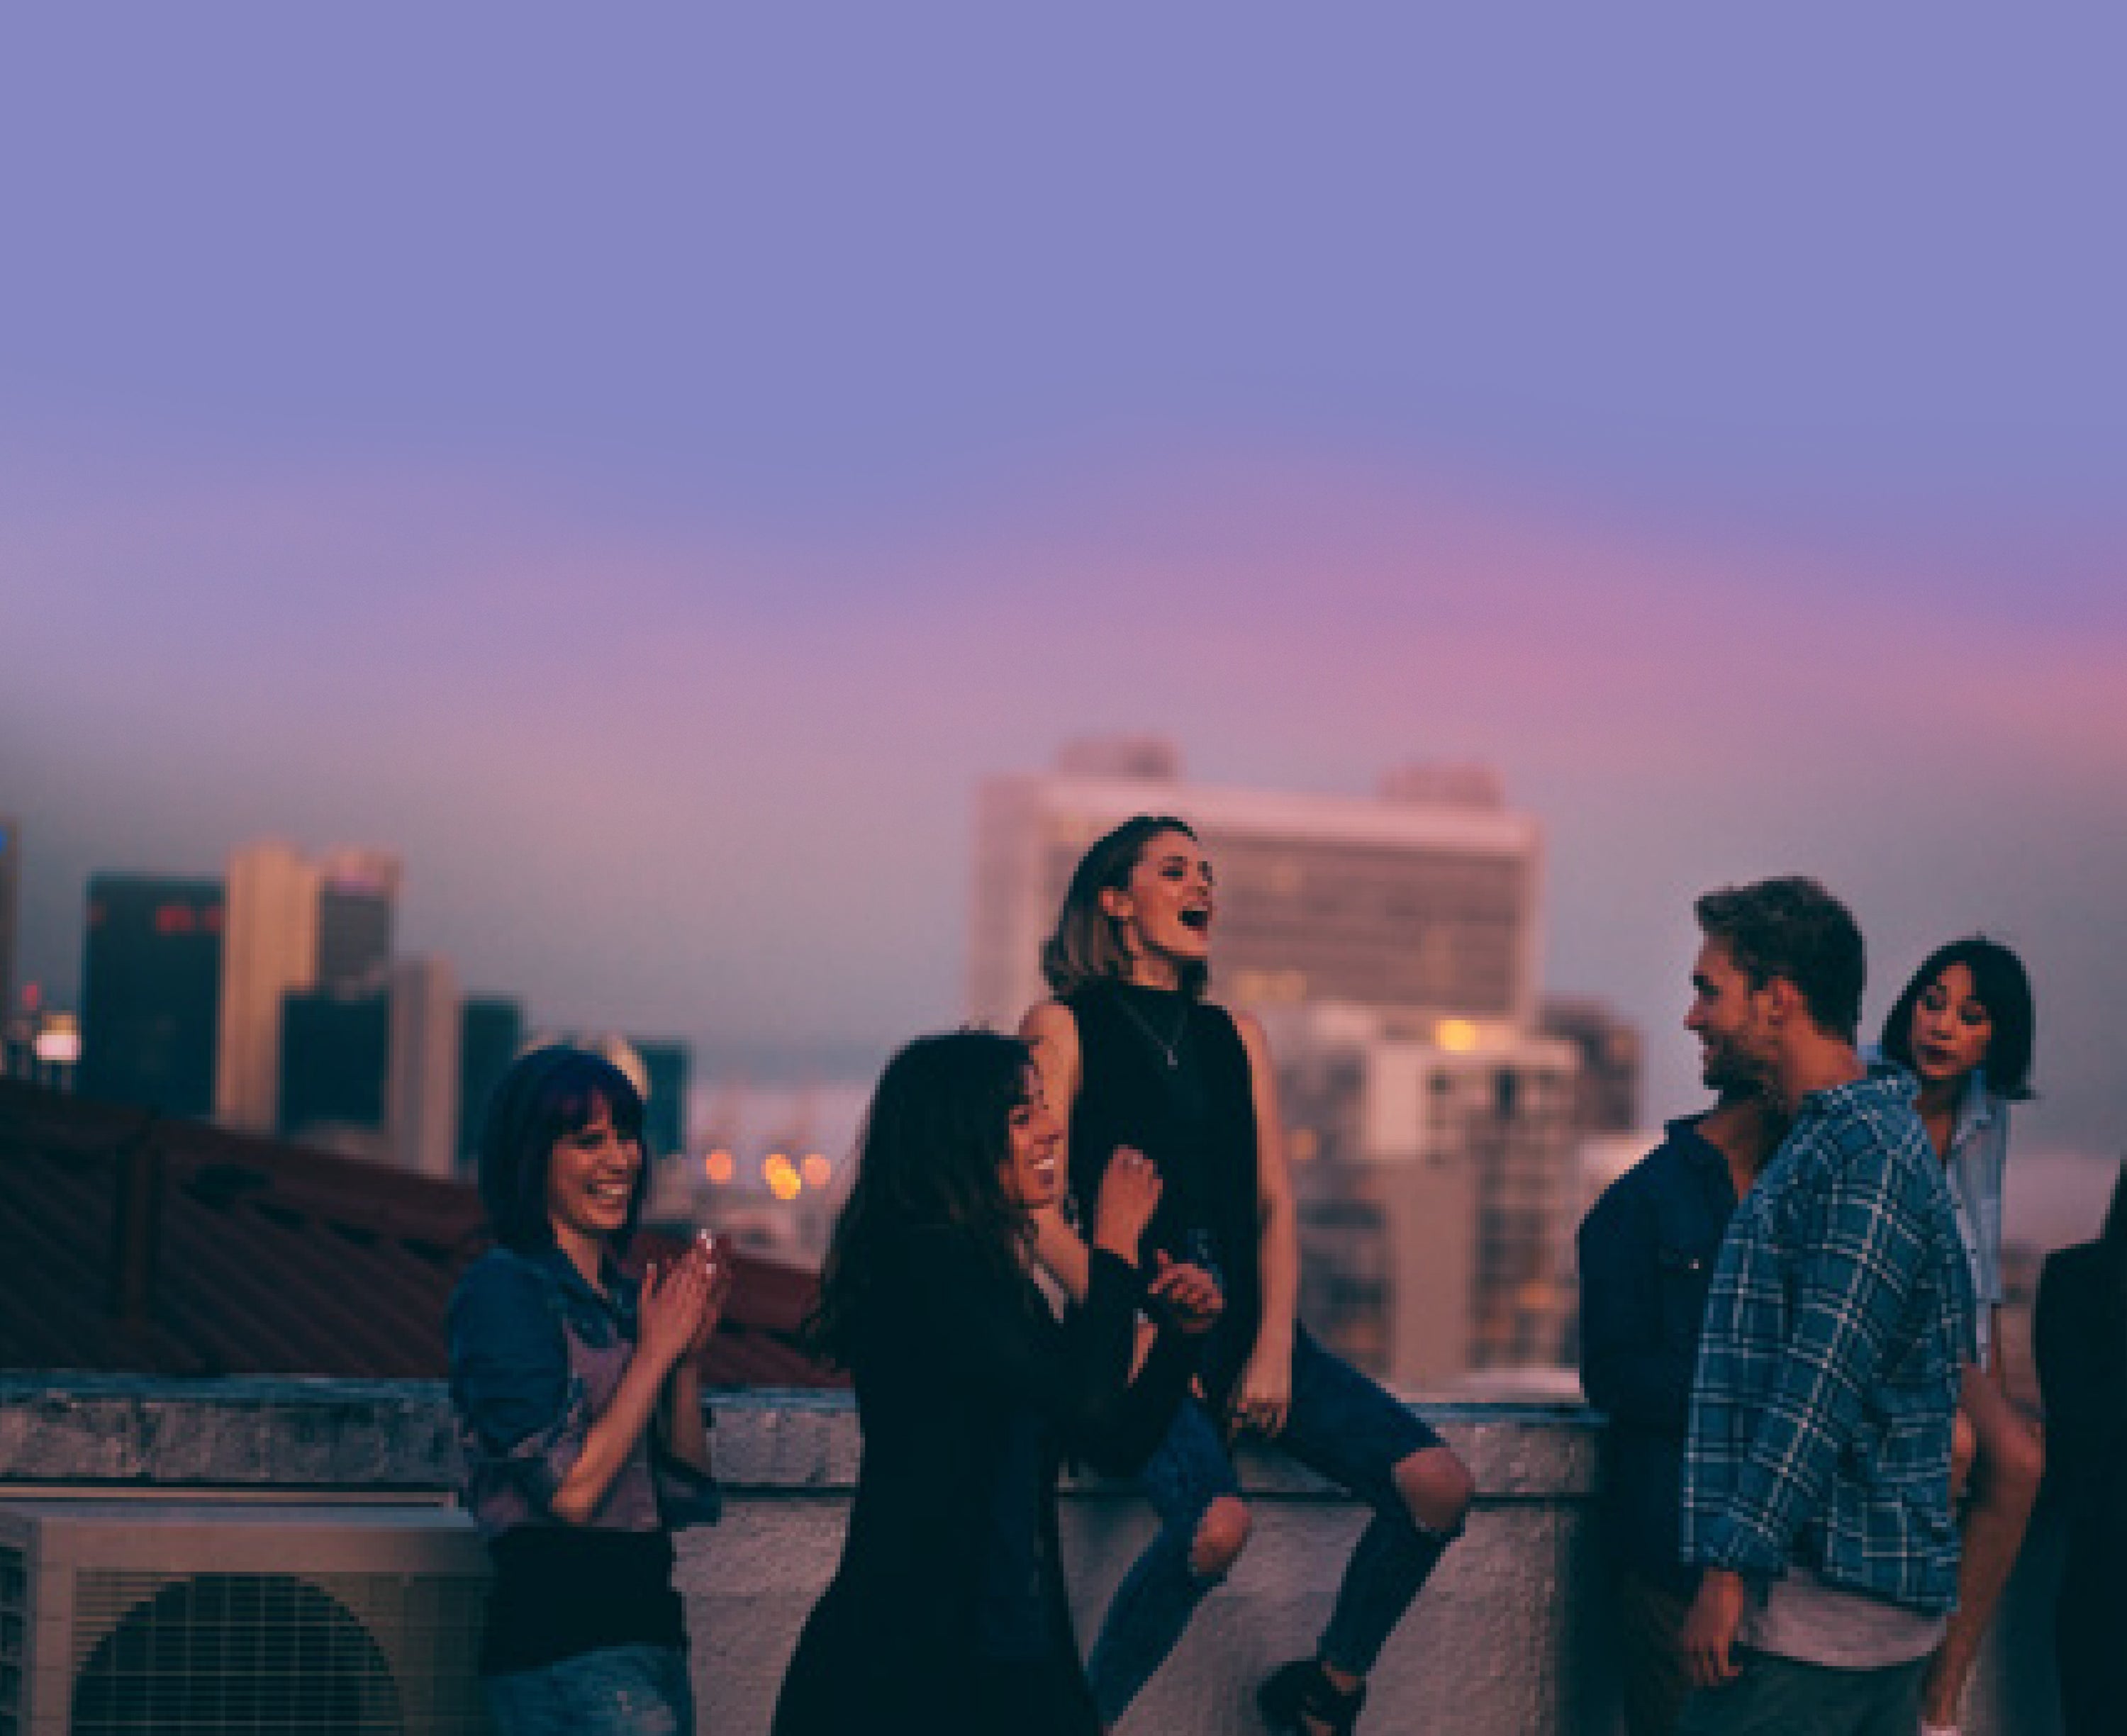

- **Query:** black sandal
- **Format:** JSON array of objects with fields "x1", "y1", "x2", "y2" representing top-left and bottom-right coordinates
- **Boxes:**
[{"x1": 1256, "y1": 1658, "x2": 1367, "y2": 1735}]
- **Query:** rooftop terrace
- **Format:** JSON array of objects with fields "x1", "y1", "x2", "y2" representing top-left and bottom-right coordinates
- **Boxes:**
[{"x1": 0, "y1": 1375, "x2": 2067, "y2": 1735}]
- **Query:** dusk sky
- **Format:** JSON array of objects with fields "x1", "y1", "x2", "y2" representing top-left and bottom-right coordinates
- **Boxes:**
[{"x1": 4, "y1": 6, "x2": 2123, "y2": 1160}]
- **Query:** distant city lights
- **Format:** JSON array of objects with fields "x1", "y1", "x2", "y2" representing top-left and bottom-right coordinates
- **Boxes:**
[
  {"x1": 32, "y1": 1014, "x2": 82, "y2": 1067},
  {"x1": 799, "y1": 1153, "x2": 832, "y2": 1189},
  {"x1": 703, "y1": 1148, "x2": 735, "y2": 1185},
  {"x1": 1434, "y1": 1017, "x2": 1480, "y2": 1053},
  {"x1": 763, "y1": 1153, "x2": 802, "y2": 1202}
]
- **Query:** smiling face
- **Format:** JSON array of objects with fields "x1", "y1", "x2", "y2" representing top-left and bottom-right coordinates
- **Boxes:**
[
  {"x1": 1685, "y1": 936, "x2": 1777, "y2": 1092},
  {"x1": 544, "y1": 1098, "x2": 642, "y2": 1254},
  {"x1": 1100, "y1": 828, "x2": 1215, "y2": 984},
  {"x1": 995, "y1": 1070, "x2": 1064, "y2": 1214},
  {"x1": 1907, "y1": 961, "x2": 1994, "y2": 1087}
]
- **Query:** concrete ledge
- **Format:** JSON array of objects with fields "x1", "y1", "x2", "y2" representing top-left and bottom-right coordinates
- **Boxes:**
[
  {"x1": 0, "y1": 1374, "x2": 1600, "y2": 1499},
  {"x1": 0, "y1": 1376, "x2": 2062, "y2": 1734}
]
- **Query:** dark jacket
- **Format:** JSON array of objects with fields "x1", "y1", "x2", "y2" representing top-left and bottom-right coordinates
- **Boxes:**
[
  {"x1": 2035, "y1": 1236, "x2": 2127, "y2": 1735},
  {"x1": 772, "y1": 1231, "x2": 1193, "y2": 1736},
  {"x1": 2037, "y1": 1238, "x2": 2127, "y2": 1533},
  {"x1": 1576, "y1": 1116, "x2": 1739, "y2": 1597}
]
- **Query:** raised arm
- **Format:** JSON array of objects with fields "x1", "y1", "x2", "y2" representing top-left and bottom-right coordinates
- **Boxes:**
[
  {"x1": 450, "y1": 1253, "x2": 713, "y2": 1527},
  {"x1": 908, "y1": 1150, "x2": 1171, "y2": 1447},
  {"x1": 1021, "y1": 999, "x2": 1093, "y2": 1303}
]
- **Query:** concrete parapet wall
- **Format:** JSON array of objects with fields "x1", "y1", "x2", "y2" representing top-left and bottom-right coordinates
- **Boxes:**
[{"x1": 0, "y1": 1377, "x2": 2063, "y2": 1733}]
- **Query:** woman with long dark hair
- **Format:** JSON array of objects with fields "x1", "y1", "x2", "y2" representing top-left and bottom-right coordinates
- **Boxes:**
[
  {"x1": 1024, "y1": 816, "x2": 1474, "y2": 1736},
  {"x1": 1876, "y1": 937, "x2": 2045, "y2": 1736},
  {"x1": 2035, "y1": 1160, "x2": 2127, "y2": 1734},
  {"x1": 771, "y1": 1029, "x2": 1219, "y2": 1736},
  {"x1": 449, "y1": 1045, "x2": 727, "y2": 1735}
]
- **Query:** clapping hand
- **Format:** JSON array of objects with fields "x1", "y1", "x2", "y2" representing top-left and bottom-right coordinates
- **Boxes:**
[{"x1": 639, "y1": 1238, "x2": 721, "y2": 1372}]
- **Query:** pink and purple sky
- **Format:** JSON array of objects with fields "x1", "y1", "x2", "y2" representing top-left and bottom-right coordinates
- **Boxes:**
[{"x1": 4, "y1": 5, "x2": 2123, "y2": 1159}]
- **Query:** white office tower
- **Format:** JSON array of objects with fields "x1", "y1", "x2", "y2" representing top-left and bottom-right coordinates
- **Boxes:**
[
  {"x1": 216, "y1": 843, "x2": 323, "y2": 1133},
  {"x1": 968, "y1": 740, "x2": 1543, "y2": 1029},
  {"x1": 217, "y1": 841, "x2": 407, "y2": 1139},
  {"x1": 1268, "y1": 1004, "x2": 1583, "y2": 1392},
  {"x1": 388, "y1": 956, "x2": 461, "y2": 1180}
]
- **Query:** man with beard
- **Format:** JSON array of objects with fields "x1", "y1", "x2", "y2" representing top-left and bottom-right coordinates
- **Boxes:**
[
  {"x1": 1674, "y1": 878, "x2": 1972, "y2": 1736},
  {"x1": 1578, "y1": 1077, "x2": 1781, "y2": 1734}
]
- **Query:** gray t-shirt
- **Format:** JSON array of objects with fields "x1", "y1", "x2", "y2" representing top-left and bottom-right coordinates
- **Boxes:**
[{"x1": 1738, "y1": 1565, "x2": 1946, "y2": 1669}]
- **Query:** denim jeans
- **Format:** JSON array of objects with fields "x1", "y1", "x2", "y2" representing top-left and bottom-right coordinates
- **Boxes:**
[
  {"x1": 1675, "y1": 1648, "x2": 1927, "y2": 1736},
  {"x1": 1085, "y1": 1323, "x2": 1451, "y2": 1724},
  {"x1": 484, "y1": 1642, "x2": 695, "y2": 1736}
]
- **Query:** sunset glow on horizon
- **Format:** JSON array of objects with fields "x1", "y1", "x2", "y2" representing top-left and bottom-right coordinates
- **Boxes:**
[{"x1": 4, "y1": 5, "x2": 2121, "y2": 1159}]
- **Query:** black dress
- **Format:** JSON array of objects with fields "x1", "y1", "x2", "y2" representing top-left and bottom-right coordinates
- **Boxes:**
[
  {"x1": 2034, "y1": 1238, "x2": 2127, "y2": 1736},
  {"x1": 771, "y1": 1228, "x2": 1194, "y2": 1736}
]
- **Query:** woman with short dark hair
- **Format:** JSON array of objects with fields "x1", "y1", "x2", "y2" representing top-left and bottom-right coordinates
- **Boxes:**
[
  {"x1": 450, "y1": 1045, "x2": 726, "y2": 1735},
  {"x1": 1876, "y1": 939, "x2": 2044, "y2": 1736},
  {"x1": 771, "y1": 1030, "x2": 1218, "y2": 1736},
  {"x1": 1025, "y1": 817, "x2": 1474, "y2": 1736}
]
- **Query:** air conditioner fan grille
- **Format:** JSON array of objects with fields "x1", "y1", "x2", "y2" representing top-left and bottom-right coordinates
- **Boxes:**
[{"x1": 69, "y1": 1569, "x2": 486, "y2": 1734}]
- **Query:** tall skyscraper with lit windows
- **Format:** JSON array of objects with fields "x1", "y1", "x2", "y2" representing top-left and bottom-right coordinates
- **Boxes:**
[{"x1": 78, "y1": 875, "x2": 225, "y2": 1116}]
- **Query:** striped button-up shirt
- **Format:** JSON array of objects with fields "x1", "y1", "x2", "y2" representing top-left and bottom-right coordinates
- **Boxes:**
[{"x1": 1682, "y1": 1073, "x2": 1972, "y2": 1614}]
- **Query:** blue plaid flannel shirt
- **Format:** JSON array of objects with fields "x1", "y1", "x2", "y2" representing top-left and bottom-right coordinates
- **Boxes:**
[{"x1": 1681, "y1": 1073, "x2": 1972, "y2": 1613}]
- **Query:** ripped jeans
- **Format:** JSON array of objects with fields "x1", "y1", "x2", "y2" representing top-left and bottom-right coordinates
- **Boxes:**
[{"x1": 1085, "y1": 1322, "x2": 1455, "y2": 1725}]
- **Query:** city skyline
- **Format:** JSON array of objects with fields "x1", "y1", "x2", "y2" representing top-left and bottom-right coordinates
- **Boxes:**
[{"x1": 4, "y1": 8, "x2": 2123, "y2": 1163}]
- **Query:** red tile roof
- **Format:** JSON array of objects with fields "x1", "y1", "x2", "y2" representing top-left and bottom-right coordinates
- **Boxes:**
[{"x1": 0, "y1": 1078, "x2": 840, "y2": 1388}]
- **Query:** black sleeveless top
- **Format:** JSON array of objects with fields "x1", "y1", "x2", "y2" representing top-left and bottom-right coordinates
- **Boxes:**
[{"x1": 1064, "y1": 982, "x2": 1262, "y2": 1403}]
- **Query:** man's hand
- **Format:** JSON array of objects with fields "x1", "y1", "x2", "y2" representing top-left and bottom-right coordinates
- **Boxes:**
[{"x1": 1680, "y1": 1567, "x2": 1747, "y2": 1689}]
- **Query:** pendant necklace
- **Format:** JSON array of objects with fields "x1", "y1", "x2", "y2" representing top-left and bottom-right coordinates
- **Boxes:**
[{"x1": 1115, "y1": 988, "x2": 1190, "y2": 1070}]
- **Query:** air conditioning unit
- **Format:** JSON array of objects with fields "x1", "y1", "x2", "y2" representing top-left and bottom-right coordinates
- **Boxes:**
[{"x1": 0, "y1": 1500, "x2": 490, "y2": 1735}]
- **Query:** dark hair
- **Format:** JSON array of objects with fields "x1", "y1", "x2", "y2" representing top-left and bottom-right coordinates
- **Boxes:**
[
  {"x1": 2101, "y1": 1159, "x2": 2127, "y2": 1264},
  {"x1": 1694, "y1": 875, "x2": 1866, "y2": 1043},
  {"x1": 1040, "y1": 814, "x2": 1207, "y2": 999},
  {"x1": 476, "y1": 1045, "x2": 652, "y2": 1255},
  {"x1": 805, "y1": 1030, "x2": 1037, "y2": 1366},
  {"x1": 1877, "y1": 935, "x2": 2036, "y2": 1101}
]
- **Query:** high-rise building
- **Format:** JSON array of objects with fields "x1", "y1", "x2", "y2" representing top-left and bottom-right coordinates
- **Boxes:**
[
  {"x1": 215, "y1": 843, "x2": 320, "y2": 1133},
  {"x1": 315, "y1": 849, "x2": 401, "y2": 987},
  {"x1": 631, "y1": 1039, "x2": 691, "y2": 1163},
  {"x1": 457, "y1": 997, "x2": 527, "y2": 1176},
  {"x1": 389, "y1": 956, "x2": 460, "y2": 1181},
  {"x1": 0, "y1": 815, "x2": 18, "y2": 1014},
  {"x1": 215, "y1": 842, "x2": 401, "y2": 1133},
  {"x1": 1270, "y1": 1004, "x2": 1583, "y2": 1390},
  {"x1": 278, "y1": 956, "x2": 459, "y2": 1179},
  {"x1": 279, "y1": 987, "x2": 391, "y2": 1150},
  {"x1": 1539, "y1": 995, "x2": 1643, "y2": 1135},
  {"x1": 78, "y1": 875, "x2": 225, "y2": 1116},
  {"x1": 969, "y1": 740, "x2": 1543, "y2": 1029}
]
